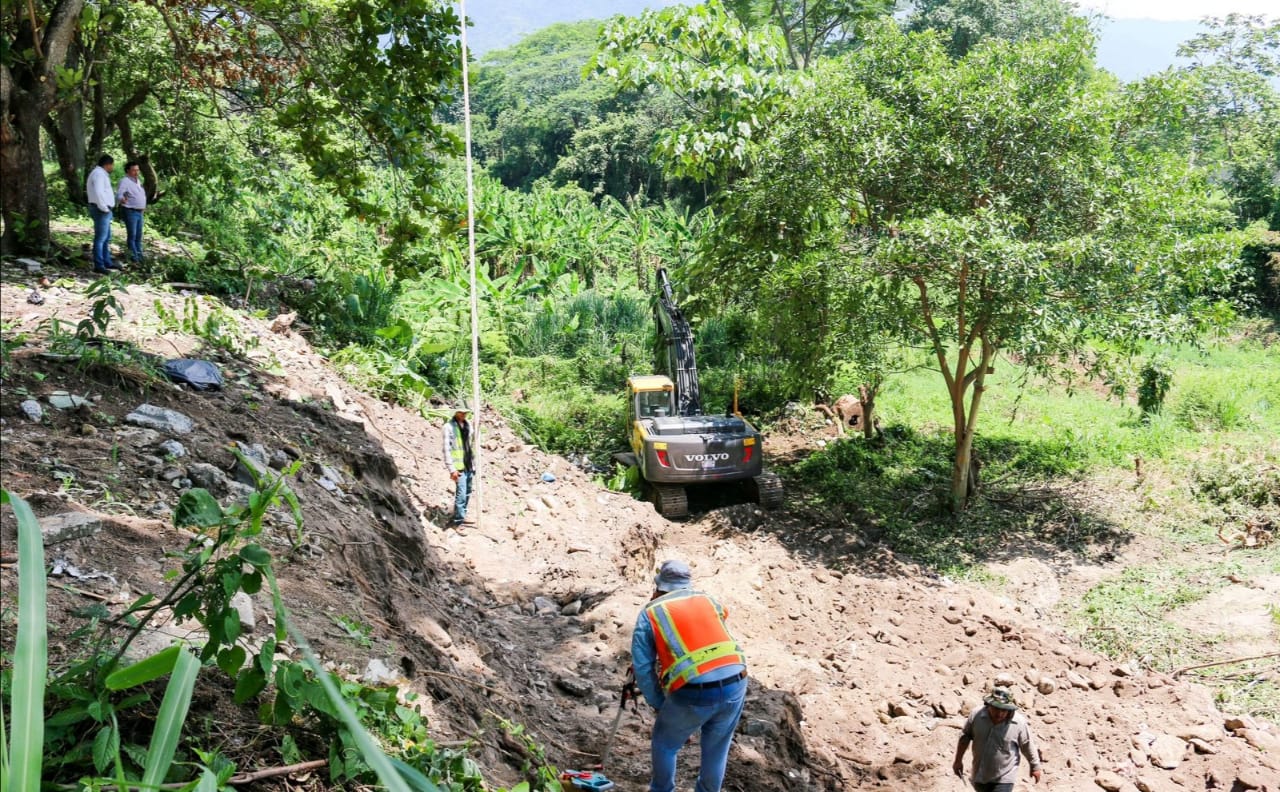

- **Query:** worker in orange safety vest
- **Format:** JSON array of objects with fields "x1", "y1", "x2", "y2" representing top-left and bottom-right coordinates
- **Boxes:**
[{"x1": 631, "y1": 559, "x2": 748, "y2": 792}]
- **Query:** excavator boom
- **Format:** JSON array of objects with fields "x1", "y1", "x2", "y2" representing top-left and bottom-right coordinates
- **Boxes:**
[{"x1": 655, "y1": 268, "x2": 702, "y2": 416}]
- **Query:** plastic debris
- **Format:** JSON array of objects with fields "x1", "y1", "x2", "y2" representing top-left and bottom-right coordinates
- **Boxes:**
[{"x1": 163, "y1": 358, "x2": 224, "y2": 391}]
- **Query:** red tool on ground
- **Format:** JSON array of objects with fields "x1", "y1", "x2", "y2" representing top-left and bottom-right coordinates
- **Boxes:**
[{"x1": 560, "y1": 668, "x2": 639, "y2": 790}]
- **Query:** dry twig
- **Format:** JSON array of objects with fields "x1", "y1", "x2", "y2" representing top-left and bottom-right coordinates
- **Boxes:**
[{"x1": 1172, "y1": 651, "x2": 1280, "y2": 679}]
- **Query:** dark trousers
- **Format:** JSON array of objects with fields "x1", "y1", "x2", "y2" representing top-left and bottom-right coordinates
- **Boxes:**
[{"x1": 972, "y1": 783, "x2": 1013, "y2": 792}]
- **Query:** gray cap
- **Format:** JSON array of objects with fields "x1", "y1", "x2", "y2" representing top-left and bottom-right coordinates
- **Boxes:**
[
  {"x1": 654, "y1": 559, "x2": 692, "y2": 592},
  {"x1": 452, "y1": 400, "x2": 472, "y2": 414}
]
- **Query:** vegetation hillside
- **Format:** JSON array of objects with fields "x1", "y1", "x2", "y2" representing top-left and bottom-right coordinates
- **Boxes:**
[{"x1": 2, "y1": 0, "x2": 1279, "y2": 790}]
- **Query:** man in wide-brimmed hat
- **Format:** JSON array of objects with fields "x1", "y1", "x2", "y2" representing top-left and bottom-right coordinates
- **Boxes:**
[
  {"x1": 442, "y1": 401, "x2": 475, "y2": 525},
  {"x1": 953, "y1": 686, "x2": 1043, "y2": 790}
]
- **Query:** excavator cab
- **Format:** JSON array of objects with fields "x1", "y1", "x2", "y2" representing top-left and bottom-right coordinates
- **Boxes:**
[{"x1": 627, "y1": 376, "x2": 675, "y2": 425}]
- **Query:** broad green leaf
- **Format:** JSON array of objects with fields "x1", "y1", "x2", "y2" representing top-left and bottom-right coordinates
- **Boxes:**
[
  {"x1": 105, "y1": 646, "x2": 180, "y2": 690},
  {"x1": 3, "y1": 490, "x2": 46, "y2": 792},
  {"x1": 217, "y1": 645, "x2": 248, "y2": 677},
  {"x1": 195, "y1": 767, "x2": 219, "y2": 792},
  {"x1": 141, "y1": 647, "x2": 199, "y2": 789},
  {"x1": 174, "y1": 489, "x2": 223, "y2": 528},
  {"x1": 239, "y1": 544, "x2": 271, "y2": 567},
  {"x1": 92, "y1": 725, "x2": 119, "y2": 773},
  {"x1": 233, "y1": 667, "x2": 268, "y2": 704}
]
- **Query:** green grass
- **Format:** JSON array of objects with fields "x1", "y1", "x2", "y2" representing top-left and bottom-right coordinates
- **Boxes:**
[
  {"x1": 1067, "y1": 563, "x2": 1221, "y2": 669},
  {"x1": 1064, "y1": 557, "x2": 1280, "y2": 721},
  {"x1": 857, "y1": 336, "x2": 1280, "y2": 473}
]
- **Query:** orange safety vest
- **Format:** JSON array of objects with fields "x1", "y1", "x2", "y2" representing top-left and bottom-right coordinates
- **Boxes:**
[{"x1": 644, "y1": 590, "x2": 746, "y2": 693}]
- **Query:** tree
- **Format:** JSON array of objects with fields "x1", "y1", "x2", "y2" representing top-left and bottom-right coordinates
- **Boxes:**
[
  {"x1": 1176, "y1": 14, "x2": 1280, "y2": 227},
  {"x1": 2, "y1": 0, "x2": 462, "y2": 257},
  {"x1": 705, "y1": 21, "x2": 1246, "y2": 512},
  {"x1": 2, "y1": 0, "x2": 84, "y2": 254},
  {"x1": 906, "y1": 0, "x2": 1077, "y2": 58},
  {"x1": 461, "y1": 21, "x2": 608, "y2": 190},
  {"x1": 723, "y1": 0, "x2": 896, "y2": 69},
  {"x1": 591, "y1": 0, "x2": 799, "y2": 182}
]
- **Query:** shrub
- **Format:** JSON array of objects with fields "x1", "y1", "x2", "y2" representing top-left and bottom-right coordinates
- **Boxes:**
[
  {"x1": 1137, "y1": 357, "x2": 1173, "y2": 417},
  {"x1": 1173, "y1": 389, "x2": 1251, "y2": 431},
  {"x1": 1192, "y1": 453, "x2": 1280, "y2": 508}
]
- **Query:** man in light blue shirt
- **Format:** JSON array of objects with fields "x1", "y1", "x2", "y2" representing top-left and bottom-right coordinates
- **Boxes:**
[
  {"x1": 632, "y1": 560, "x2": 747, "y2": 792},
  {"x1": 115, "y1": 160, "x2": 147, "y2": 263}
]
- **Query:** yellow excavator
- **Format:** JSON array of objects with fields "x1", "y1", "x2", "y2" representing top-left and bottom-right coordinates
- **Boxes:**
[{"x1": 616, "y1": 268, "x2": 783, "y2": 518}]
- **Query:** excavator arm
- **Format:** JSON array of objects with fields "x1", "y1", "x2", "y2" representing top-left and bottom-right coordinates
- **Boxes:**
[{"x1": 654, "y1": 267, "x2": 702, "y2": 417}]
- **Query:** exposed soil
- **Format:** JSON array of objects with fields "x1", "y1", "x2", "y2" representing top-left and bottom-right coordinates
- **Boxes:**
[{"x1": 2, "y1": 258, "x2": 1278, "y2": 792}]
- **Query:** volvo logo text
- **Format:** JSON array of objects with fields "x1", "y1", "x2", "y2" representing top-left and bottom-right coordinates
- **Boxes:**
[{"x1": 685, "y1": 453, "x2": 730, "y2": 462}]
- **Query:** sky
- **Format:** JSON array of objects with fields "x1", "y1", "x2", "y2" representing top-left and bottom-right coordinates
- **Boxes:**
[{"x1": 1076, "y1": 0, "x2": 1277, "y2": 21}]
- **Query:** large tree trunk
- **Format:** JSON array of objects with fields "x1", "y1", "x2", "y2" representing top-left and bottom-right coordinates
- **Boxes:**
[
  {"x1": 949, "y1": 421, "x2": 976, "y2": 513},
  {"x1": 45, "y1": 101, "x2": 87, "y2": 208},
  {"x1": 0, "y1": 97, "x2": 53, "y2": 255},
  {"x1": 947, "y1": 342, "x2": 995, "y2": 513},
  {"x1": 1, "y1": 0, "x2": 88, "y2": 255},
  {"x1": 44, "y1": 34, "x2": 86, "y2": 207}
]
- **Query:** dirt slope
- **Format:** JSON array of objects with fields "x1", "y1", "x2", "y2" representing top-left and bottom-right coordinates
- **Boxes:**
[{"x1": 1, "y1": 268, "x2": 1277, "y2": 792}]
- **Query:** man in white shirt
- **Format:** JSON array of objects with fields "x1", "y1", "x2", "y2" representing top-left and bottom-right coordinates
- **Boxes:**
[
  {"x1": 115, "y1": 161, "x2": 147, "y2": 263},
  {"x1": 85, "y1": 155, "x2": 118, "y2": 273}
]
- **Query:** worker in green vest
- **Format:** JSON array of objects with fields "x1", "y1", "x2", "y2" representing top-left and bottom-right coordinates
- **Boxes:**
[{"x1": 442, "y1": 401, "x2": 475, "y2": 525}]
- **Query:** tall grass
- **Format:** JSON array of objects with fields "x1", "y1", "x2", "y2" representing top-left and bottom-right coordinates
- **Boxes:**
[{"x1": 1, "y1": 490, "x2": 46, "y2": 792}]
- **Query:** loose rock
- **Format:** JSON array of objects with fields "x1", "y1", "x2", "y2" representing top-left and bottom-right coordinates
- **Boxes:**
[
  {"x1": 1239, "y1": 728, "x2": 1280, "y2": 752},
  {"x1": 127, "y1": 404, "x2": 195, "y2": 435},
  {"x1": 158, "y1": 439, "x2": 187, "y2": 458},
  {"x1": 1148, "y1": 734, "x2": 1186, "y2": 769},
  {"x1": 48, "y1": 391, "x2": 89, "y2": 410},
  {"x1": 186, "y1": 462, "x2": 229, "y2": 494},
  {"x1": 40, "y1": 512, "x2": 104, "y2": 545},
  {"x1": 229, "y1": 592, "x2": 256, "y2": 633},
  {"x1": 1236, "y1": 767, "x2": 1270, "y2": 789},
  {"x1": 19, "y1": 399, "x2": 43, "y2": 422},
  {"x1": 362, "y1": 658, "x2": 400, "y2": 686},
  {"x1": 553, "y1": 674, "x2": 593, "y2": 698}
]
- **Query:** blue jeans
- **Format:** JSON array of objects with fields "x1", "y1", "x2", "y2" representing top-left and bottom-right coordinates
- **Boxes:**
[
  {"x1": 89, "y1": 206, "x2": 113, "y2": 269},
  {"x1": 121, "y1": 208, "x2": 143, "y2": 261},
  {"x1": 452, "y1": 470, "x2": 474, "y2": 521},
  {"x1": 650, "y1": 677, "x2": 746, "y2": 792}
]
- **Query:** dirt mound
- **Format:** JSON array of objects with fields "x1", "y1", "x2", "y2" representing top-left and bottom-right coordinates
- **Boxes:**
[{"x1": 2, "y1": 270, "x2": 1277, "y2": 791}]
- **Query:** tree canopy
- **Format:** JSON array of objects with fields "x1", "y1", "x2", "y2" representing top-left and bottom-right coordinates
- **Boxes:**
[
  {"x1": 2, "y1": 0, "x2": 462, "y2": 257},
  {"x1": 704, "y1": 20, "x2": 1249, "y2": 510}
]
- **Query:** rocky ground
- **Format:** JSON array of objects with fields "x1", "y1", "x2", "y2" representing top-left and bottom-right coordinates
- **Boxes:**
[{"x1": 1, "y1": 258, "x2": 1277, "y2": 792}]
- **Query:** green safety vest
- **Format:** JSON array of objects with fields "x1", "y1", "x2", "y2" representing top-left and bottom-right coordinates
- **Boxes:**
[{"x1": 448, "y1": 419, "x2": 471, "y2": 471}]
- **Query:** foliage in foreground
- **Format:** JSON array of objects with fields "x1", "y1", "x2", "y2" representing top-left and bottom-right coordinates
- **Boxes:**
[{"x1": 0, "y1": 479, "x2": 559, "y2": 791}]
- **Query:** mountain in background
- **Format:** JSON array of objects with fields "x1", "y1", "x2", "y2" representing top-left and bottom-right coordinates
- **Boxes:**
[{"x1": 462, "y1": 0, "x2": 1207, "y2": 81}]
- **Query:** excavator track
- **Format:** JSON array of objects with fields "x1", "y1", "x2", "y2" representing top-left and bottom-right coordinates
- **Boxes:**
[
  {"x1": 751, "y1": 472, "x2": 784, "y2": 510},
  {"x1": 652, "y1": 484, "x2": 689, "y2": 519}
]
